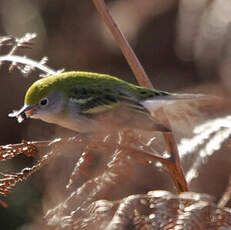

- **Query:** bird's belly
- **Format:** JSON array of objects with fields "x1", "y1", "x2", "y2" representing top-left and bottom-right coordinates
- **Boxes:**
[
  {"x1": 55, "y1": 116, "x2": 103, "y2": 133},
  {"x1": 39, "y1": 108, "x2": 167, "y2": 133},
  {"x1": 54, "y1": 112, "x2": 136, "y2": 133}
]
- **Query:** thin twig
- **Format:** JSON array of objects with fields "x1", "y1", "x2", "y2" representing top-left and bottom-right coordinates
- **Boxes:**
[
  {"x1": 92, "y1": 0, "x2": 153, "y2": 89},
  {"x1": 92, "y1": 0, "x2": 188, "y2": 193},
  {"x1": 0, "y1": 55, "x2": 57, "y2": 75},
  {"x1": 157, "y1": 108, "x2": 188, "y2": 192}
]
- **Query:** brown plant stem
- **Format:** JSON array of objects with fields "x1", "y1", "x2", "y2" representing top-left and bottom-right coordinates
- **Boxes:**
[
  {"x1": 92, "y1": 0, "x2": 153, "y2": 89},
  {"x1": 92, "y1": 0, "x2": 188, "y2": 193},
  {"x1": 218, "y1": 176, "x2": 231, "y2": 208}
]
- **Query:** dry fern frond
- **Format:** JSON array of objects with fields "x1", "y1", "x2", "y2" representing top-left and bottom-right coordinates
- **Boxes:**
[
  {"x1": 44, "y1": 147, "x2": 132, "y2": 224},
  {"x1": 0, "y1": 140, "x2": 38, "y2": 161},
  {"x1": 0, "y1": 151, "x2": 54, "y2": 196},
  {"x1": 36, "y1": 190, "x2": 231, "y2": 230},
  {"x1": 177, "y1": 115, "x2": 231, "y2": 184},
  {"x1": 0, "y1": 136, "x2": 86, "y2": 196},
  {"x1": 66, "y1": 151, "x2": 95, "y2": 189}
]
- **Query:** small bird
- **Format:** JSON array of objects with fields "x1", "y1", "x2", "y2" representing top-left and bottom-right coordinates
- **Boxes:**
[{"x1": 9, "y1": 71, "x2": 202, "y2": 133}]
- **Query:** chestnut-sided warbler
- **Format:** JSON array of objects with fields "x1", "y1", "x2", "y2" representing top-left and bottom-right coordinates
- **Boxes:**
[{"x1": 9, "y1": 71, "x2": 201, "y2": 133}]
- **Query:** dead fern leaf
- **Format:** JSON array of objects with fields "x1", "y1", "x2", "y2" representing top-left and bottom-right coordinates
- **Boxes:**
[
  {"x1": 0, "y1": 151, "x2": 54, "y2": 196},
  {"x1": 178, "y1": 115, "x2": 231, "y2": 184},
  {"x1": 40, "y1": 190, "x2": 231, "y2": 230}
]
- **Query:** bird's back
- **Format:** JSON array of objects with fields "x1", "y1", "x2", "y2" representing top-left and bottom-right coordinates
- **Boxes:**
[{"x1": 25, "y1": 71, "x2": 170, "y2": 105}]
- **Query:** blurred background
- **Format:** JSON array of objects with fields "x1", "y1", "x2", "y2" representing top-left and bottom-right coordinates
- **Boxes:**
[{"x1": 0, "y1": 0, "x2": 231, "y2": 229}]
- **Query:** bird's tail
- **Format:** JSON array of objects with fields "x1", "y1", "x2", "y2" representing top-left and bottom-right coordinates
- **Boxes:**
[{"x1": 140, "y1": 93, "x2": 208, "y2": 112}]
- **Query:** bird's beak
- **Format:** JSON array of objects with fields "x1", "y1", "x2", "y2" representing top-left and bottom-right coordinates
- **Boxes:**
[{"x1": 8, "y1": 104, "x2": 36, "y2": 123}]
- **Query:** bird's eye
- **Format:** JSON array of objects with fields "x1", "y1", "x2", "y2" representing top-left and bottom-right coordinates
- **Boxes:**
[{"x1": 39, "y1": 98, "x2": 49, "y2": 107}]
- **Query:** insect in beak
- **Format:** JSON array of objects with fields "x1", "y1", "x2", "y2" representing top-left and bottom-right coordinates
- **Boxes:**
[{"x1": 8, "y1": 105, "x2": 36, "y2": 123}]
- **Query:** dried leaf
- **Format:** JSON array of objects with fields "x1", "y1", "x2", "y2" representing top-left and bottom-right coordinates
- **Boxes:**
[{"x1": 41, "y1": 191, "x2": 231, "y2": 230}]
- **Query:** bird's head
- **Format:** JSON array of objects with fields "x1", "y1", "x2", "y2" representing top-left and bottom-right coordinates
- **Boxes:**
[{"x1": 9, "y1": 75, "x2": 66, "y2": 123}]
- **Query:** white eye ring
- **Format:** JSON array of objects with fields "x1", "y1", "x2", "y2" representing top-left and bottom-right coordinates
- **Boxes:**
[{"x1": 39, "y1": 97, "x2": 49, "y2": 107}]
